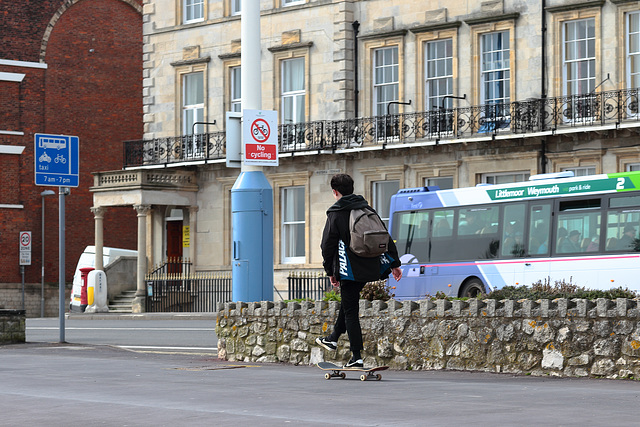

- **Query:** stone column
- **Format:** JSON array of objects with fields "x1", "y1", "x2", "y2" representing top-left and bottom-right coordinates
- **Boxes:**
[
  {"x1": 90, "y1": 206, "x2": 106, "y2": 270},
  {"x1": 189, "y1": 206, "x2": 199, "y2": 266},
  {"x1": 132, "y1": 204, "x2": 151, "y2": 313}
]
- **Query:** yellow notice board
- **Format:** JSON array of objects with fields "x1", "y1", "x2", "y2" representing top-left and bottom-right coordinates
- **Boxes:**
[{"x1": 183, "y1": 225, "x2": 190, "y2": 247}]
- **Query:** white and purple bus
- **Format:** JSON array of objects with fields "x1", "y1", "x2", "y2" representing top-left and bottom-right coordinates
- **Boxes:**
[{"x1": 388, "y1": 171, "x2": 640, "y2": 299}]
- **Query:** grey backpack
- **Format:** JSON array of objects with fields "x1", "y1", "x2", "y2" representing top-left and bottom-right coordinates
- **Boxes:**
[{"x1": 349, "y1": 207, "x2": 389, "y2": 257}]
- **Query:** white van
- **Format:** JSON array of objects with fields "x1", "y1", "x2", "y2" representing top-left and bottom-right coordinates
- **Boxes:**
[{"x1": 70, "y1": 246, "x2": 138, "y2": 312}]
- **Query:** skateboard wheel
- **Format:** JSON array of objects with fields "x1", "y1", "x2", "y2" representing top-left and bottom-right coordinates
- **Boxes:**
[
  {"x1": 324, "y1": 373, "x2": 331, "y2": 380},
  {"x1": 360, "y1": 374, "x2": 367, "y2": 381},
  {"x1": 376, "y1": 374, "x2": 382, "y2": 381},
  {"x1": 340, "y1": 372, "x2": 346, "y2": 379}
]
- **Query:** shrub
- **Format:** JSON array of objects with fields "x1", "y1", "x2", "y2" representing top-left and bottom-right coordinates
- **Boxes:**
[
  {"x1": 485, "y1": 278, "x2": 638, "y2": 300},
  {"x1": 360, "y1": 280, "x2": 396, "y2": 302},
  {"x1": 323, "y1": 289, "x2": 341, "y2": 302}
]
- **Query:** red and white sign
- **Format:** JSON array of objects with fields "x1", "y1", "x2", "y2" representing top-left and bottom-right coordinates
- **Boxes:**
[
  {"x1": 243, "y1": 109, "x2": 278, "y2": 166},
  {"x1": 19, "y1": 231, "x2": 31, "y2": 266}
]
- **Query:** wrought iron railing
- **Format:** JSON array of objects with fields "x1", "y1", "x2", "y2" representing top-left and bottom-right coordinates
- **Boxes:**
[
  {"x1": 145, "y1": 271, "x2": 232, "y2": 313},
  {"x1": 287, "y1": 271, "x2": 332, "y2": 301},
  {"x1": 148, "y1": 257, "x2": 192, "y2": 276},
  {"x1": 124, "y1": 88, "x2": 640, "y2": 167}
]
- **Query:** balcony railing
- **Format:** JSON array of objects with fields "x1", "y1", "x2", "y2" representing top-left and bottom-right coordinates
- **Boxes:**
[{"x1": 124, "y1": 88, "x2": 640, "y2": 168}]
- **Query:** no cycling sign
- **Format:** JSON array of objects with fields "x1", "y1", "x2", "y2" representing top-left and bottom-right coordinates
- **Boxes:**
[{"x1": 243, "y1": 109, "x2": 278, "y2": 166}]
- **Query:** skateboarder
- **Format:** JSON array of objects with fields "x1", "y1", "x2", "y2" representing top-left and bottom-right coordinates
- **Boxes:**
[{"x1": 316, "y1": 173, "x2": 402, "y2": 368}]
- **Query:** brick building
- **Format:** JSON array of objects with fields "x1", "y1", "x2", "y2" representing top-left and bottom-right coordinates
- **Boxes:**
[{"x1": 0, "y1": 0, "x2": 143, "y2": 316}]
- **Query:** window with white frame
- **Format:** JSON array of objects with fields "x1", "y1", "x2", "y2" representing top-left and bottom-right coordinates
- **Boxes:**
[
  {"x1": 372, "y1": 180, "x2": 399, "y2": 228},
  {"x1": 481, "y1": 31, "x2": 510, "y2": 107},
  {"x1": 230, "y1": 66, "x2": 241, "y2": 112},
  {"x1": 482, "y1": 172, "x2": 530, "y2": 185},
  {"x1": 231, "y1": 0, "x2": 241, "y2": 15},
  {"x1": 282, "y1": 186, "x2": 305, "y2": 263},
  {"x1": 564, "y1": 18, "x2": 596, "y2": 96},
  {"x1": 283, "y1": 0, "x2": 305, "y2": 6},
  {"x1": 281, "y1": 58, "x2": 305, "y2": 124},
  {"x1": 627, "y1": 163, "x2": 640, "y2": 172},
  {"x1": 562, "y1": 166, "x2": 596, "y2": 177},
  {"x1": 425, "y1": 176, "x2": 454, "y2": 190},
  {"x1": 425, "y1": 39, "x2": 453, "y2": 111},
  {"x1": 184, "y1": 0, "x2": 204, "y2": 24},
  {"x1": 183, "y1": 72, "x2": 204, "y2": 135},
  {"x1": 373, "y1": 46, "x2": 399, "y2": 116},
  {"x1": 628, "y1": 12, "x2": 640, "y2": 89}
]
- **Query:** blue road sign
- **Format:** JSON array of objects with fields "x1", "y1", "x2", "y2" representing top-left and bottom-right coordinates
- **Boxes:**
[{"x1": 34, "y1": 133, "x2": 79, "y2": 187}]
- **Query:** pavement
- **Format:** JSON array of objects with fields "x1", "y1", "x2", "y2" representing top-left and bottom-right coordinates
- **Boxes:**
[
  {"x1": 2, "y1": 341, "x2": 640, "y2": 426},
  {"x1": 65, "y1": 312, "x2": 218, "y2": 320}
]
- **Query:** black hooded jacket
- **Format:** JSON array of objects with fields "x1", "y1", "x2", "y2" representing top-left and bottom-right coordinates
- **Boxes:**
[{"x1": 321, "y1": 193, "x2": 401, "y2": 283}]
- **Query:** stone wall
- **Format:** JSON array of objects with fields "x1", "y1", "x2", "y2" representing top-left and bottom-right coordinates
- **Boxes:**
[
  {"x1": 216, "y1": 298, "x2": 640, "y2": 379},
  {"x1": 0, "y1": 310, "x2": 25, "y2": 343},
  {"x1": 0, "y1": 283, "x2": 70, "y2": 318}
]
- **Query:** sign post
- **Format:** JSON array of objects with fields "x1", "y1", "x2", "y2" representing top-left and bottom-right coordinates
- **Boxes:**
[
  {"x1": 34, "y1": 133, "x2": 79, "y2": 342},
  {"x1": 19, "y1": 231, "x2": 31, "y2": 310}
]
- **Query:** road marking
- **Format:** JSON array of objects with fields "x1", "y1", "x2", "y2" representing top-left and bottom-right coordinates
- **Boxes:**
[{"x1": 115, "y1": 345, "x2": 218, "y2": 356}]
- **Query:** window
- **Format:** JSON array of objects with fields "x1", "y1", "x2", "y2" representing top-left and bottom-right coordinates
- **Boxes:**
[
  {"x1": 281, "y1": 58, "x2": 305, "y2": 124},
  {"x1": 425, "y1": 39, "x2": 453, "y2": 111},
  {"x1": 564, "y1": 19, "x2": 596, "y2": 96},
  {"x1": 230, "y1": 66, "x2": 241, "y2": 112},
  {"x1": 282, "y1": 186, "x2": 305, "y2": 263},
  {"x1": 627, "y1": 163, "x2": 640, "y2": 172},
  {"x1": 562, "y1": 166, "x2": 596, "y2": 177},
  {"x1": 425, "y1": 176, "x2": 454, "y2": 190},
  {"x1": 529, "y1": 204, "x2": 552, "y2": 255},
  {"x1": 182, "y1": 72, "x2": 204, "y2": 135},
  {"x1": 556, "y1": 199, "x2": 601, "y2": 254},
  {"x1": 501, "y1": 204, "x2": 526, "y2": 257},
  {"x1": 283, "y1": 0, "x2": 305, "y2": 6},
  {"x1": 184, "y1": 0, "x2": 204, "y2": 24},
  {"x1": 607, "y1": 196, "x2": 640, "y2": 251},
  {"x1": 372, "y1": 180, "x2": 399, "y2": 228},
  {"x1": 628, "y1": 12, "x2": 640, "y2": 90},
  {"x1": 373, "y1": 47, "x2": 399, "y2": 116},
  {"x1": 482, "y1": 172, "x2": 530, "y2": 185},
  {"x1": 231, "y1": 0, "x2": 241, "y2": 15},
  {"x1": 481, "y1": 31, "x2": 510, "y2": 107}
]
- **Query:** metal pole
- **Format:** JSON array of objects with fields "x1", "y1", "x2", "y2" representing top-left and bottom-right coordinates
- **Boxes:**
[
  {"x1": 59, "y1": 187, "x2": 67, "y2": 342},
  {"x1": 21, "y1": 266, "x2": 25, "y2": 311},
  {"x1": 41, "y1": 195, "x2": 45, "y2": 318}
]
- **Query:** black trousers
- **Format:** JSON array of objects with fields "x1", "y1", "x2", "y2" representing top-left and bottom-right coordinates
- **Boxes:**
[{"x1": 329, "y1": 280, "x2": 366, "y2": 354}]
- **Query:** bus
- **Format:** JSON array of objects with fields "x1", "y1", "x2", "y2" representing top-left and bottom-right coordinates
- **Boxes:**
[{"x1": 388, "y1": 171, "x2": 640, "y2": 299}]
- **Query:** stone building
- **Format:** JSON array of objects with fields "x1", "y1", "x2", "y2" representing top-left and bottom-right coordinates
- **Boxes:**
[
  {"x1": 0, "y1": 0, "x2": 143, "y2": 316},
  {"x1": 91, "y1": 0, "x2": 640, "y2": 309}
]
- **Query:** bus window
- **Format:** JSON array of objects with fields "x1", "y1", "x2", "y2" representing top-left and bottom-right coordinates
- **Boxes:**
[
  {"x1": 432, "y1": 210, "x2": 453, "y2": 237},
  {"x1": 454, "y1": 207, "x2": 499, "y2": 260},
  {"x1": 391, "y1": 211, "x2": 430, "y2": 262},
  {"x1": 502, "y1": 203, "x2": 526, "y2": 257},
  {"x1": 556, "y1": 199, "x2": 601, "y2": 254},
  {"x1": 606, "y1": 206, "x2": 640, "y2": 251},
  {"x1": 528, "y1": 204, "x2": 551, "y2": 255}
]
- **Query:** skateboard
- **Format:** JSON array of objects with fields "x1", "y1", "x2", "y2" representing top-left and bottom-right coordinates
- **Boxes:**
[{"x1": 317, "y1": 361, "x2": 389, "y2": 381}]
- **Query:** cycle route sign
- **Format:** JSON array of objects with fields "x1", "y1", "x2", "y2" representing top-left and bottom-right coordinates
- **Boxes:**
[{"x1": 34, "y1": 133, "x2": 79, "y2": 187}]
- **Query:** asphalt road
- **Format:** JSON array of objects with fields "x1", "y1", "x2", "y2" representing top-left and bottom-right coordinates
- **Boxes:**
[
  {"x1": 1, "y1": 342, "x2": 639, "y2": 426},
  {"x1": 26, "y1": 315, "x2": 218, "y2": 355},
  {"x1": 8, "y1": 315, "x2": 640, "y2": 426}
]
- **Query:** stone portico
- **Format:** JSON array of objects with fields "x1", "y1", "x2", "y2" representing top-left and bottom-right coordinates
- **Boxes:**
[{"x1": 90, "y1": 169, "x2": 198, "y2": 312}]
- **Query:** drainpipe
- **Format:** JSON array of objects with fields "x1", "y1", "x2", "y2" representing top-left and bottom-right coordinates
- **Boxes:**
[
  {"x1": 353, "y1": 21, "x2": 360, "y2": 118},
  {"x1": 540, "y1": 0, "x2": 547, "y2": 173}
]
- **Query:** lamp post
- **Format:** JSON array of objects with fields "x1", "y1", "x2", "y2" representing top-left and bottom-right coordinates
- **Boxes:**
[{"x1": 41, "y1": 189, "x2": 55, "y2": 318}]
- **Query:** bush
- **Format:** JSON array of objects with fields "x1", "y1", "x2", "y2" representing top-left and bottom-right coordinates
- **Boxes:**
[
  {"x1": 322, "y1": 289, "x2": 341, "y2": 302},
  {"x1": 360, "y1": 280, "x2": 396, "y2": 302},
  {"x1": 485, "y1": 278, "x2": 638, "y2": 300}
]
